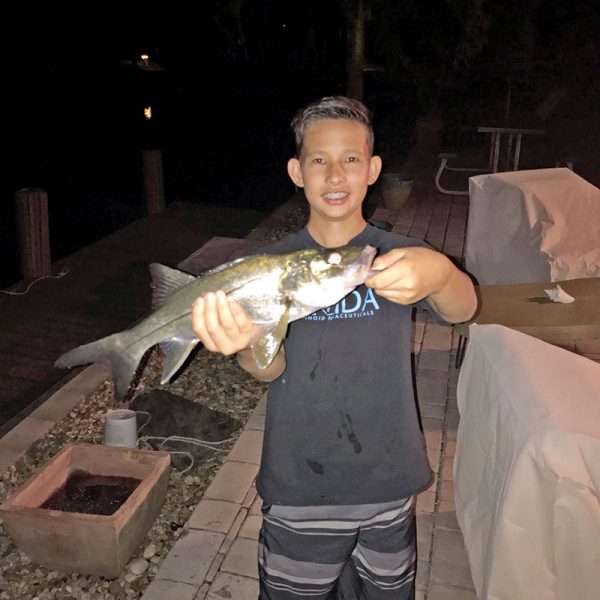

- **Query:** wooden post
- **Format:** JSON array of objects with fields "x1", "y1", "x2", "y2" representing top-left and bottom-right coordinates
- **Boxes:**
[
  {"x1": 142, "y1": 149, "x2": 165, "y2": 215},
  {"x1": 15, "y1": 188, "x2": 51, "y2": 280},
  {"x1": 345, "y1": 0, "x2": 365, "y2": 101}
]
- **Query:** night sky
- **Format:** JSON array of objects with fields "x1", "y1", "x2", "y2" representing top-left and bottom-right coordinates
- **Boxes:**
[{"x1": 2, "y1": 0, "x2": 598, "y2": 287}]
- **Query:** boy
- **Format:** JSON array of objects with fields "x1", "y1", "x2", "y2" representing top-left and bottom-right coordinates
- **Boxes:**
[{"x1": 192, "y1": 96, "x2": 477, "y2": 599}]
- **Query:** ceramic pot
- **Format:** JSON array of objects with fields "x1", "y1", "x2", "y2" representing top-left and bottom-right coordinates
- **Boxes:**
[{"x1": 380, "y1": 173, "x2": 414, "y2": 210}]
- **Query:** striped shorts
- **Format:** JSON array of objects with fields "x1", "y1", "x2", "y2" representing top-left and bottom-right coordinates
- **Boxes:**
[{"x1": 258, "y1": 496, "x2": 416, "y2": 599}]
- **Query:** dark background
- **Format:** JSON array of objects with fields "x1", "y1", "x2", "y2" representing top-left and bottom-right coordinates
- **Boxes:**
[{"x1": 2, "y1": 0, "x2": 598, "y2": 288}]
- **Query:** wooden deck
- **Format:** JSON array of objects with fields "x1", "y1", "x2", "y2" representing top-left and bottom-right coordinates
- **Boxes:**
[
  {"x1": 371, "y1": 152, "x2": 470, "y2": 262},
  {"x1": 0, "y1": 203, "x2": 268, "y2": 431}
]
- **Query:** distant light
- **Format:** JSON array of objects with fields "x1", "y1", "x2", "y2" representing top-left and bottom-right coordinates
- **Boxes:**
[
  {"x1": 140, "y1": 54, "x2": 149, "y2": 65},
  {"x1": 144, "y1": 106, "x2": 152, "y2": 120},
  {"x1": 282, "y1": 23, "x2": 286, "y2": 28}
]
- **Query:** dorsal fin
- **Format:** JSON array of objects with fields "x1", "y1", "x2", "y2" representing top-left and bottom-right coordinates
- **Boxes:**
[
  {"x1": 199, "y1": 255, "x2": 262, "y2": 278},
  {"x1": 149, "y1": 263, "x2": 196, "y2": 310}
]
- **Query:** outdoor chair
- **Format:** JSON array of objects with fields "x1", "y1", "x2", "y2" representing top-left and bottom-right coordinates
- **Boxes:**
[{"x1": 435, "y1": 153, "x2": 484, "y2": 195}]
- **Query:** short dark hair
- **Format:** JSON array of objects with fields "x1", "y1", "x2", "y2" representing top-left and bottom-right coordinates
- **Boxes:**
[{"x1": 290, "y1": 96, "x2": 375, "y2": 157}]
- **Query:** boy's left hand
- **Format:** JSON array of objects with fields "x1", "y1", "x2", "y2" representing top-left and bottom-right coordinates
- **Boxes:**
[{"x1": 364, "y1": 247, "x2": 453, "y2": 305}]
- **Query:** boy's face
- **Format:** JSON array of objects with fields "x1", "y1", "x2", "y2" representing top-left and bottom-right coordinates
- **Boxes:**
[{"x1": 287, "y1": 119, "x2": 382, "y2": 225}]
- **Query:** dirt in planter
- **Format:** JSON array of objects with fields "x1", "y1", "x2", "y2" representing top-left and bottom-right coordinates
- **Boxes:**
[{"x1": 41, "y1": 470, "x2": 141, "y2": 515}]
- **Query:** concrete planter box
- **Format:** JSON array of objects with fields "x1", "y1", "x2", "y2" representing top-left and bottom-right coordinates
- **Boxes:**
[{"x1": 0, "y1": 443, "x2": 170, "y2": 577}]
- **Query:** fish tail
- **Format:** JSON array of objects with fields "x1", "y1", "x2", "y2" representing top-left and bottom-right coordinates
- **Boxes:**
[{"x1": 55, "y1": 331, "x2": 144, "y2": 399}]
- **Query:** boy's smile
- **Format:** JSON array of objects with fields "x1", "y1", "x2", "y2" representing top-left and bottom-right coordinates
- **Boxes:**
[{"x1": 287, "y1": 119, "x2": 382, "y2": 231}]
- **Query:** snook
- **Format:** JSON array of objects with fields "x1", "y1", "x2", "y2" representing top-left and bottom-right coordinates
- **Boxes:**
[{"x1": 55, "y1": 245, "x2": 376, "y2": 398}]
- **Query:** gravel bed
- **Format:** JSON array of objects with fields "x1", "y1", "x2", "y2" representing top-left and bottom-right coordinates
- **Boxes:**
[
  {"x1": 0, "y1": 348, "x2": 267, "y2": 600},
  {"x1": 0, "y1": 201, "x2": 309, "y2": 600}
]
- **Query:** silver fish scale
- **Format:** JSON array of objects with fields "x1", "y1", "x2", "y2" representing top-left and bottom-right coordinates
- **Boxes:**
[{"x1": 227, "y1": 268, "x2": 287, "y2": 326}]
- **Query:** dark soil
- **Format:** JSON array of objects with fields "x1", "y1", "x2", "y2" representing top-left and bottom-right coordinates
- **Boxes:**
[{"x1": 41, "y1": 470, "x2": 141, "y2": 515}]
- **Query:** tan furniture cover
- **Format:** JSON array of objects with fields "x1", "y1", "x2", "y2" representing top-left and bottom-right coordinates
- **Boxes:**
[
  {"x1": 465, "y1": 168, "x2": 600, "y2": 284},
  {"x1": 455, "y1": 324, "x2": 600, "y2": 599}
]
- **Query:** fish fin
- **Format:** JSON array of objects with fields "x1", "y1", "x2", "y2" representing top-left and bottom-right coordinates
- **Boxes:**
[
  {"x1": 251, "y1": 305, "x2": 290, "y2": 369},
  {"x1": 150, "y1": 263, "x2": 196, "y2": 310},
  {"x1": 55, "y1": 332, "x2": 143, "y2": 399},
  {"x1": 159, "y1": 338, "x2": 199, "y2": 384}
]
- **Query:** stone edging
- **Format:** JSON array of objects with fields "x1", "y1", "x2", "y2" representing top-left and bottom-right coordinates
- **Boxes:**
[{"x1": 0, "y1": 364, "x2": 111, "y2": 474}]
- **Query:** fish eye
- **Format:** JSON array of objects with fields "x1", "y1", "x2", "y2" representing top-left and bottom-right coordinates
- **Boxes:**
[{"x1": 327, "y1": 252, "x2": 342, "y2": 265}]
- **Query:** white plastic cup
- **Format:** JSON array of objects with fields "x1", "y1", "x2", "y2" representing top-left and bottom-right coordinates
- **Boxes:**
[{"x1": 103, "y1": 409, "x2": 139, "y2": 448}]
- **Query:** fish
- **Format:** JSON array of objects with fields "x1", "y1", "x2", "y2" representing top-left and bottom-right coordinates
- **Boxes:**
[{"x1": 55, "y1": 245, "x2": 377, "y2": 398}]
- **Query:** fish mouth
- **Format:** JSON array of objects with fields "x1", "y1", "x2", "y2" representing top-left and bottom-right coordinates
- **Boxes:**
[
  {"x1": 344, "y1": 245, "x2": 377, "y2": 285},
  {"x1": 360, "y1": 245, "x2": 377, "y2": 267}
]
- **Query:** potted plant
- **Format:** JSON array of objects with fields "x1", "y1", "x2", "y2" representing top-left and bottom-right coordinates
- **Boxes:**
[{"x1": 379, "y1": 173, "x2": 414, "y2": 210}]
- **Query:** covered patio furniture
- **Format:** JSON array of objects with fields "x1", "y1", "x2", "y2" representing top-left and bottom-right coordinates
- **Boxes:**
[
  {"x1": 465, "y1": 168, "x2": 600, "y2": 285},
  {"x1": 455, "y1": 324, "x2": 600, "y2": 600}
]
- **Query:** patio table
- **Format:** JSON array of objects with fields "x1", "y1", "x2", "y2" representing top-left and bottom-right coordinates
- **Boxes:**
[
  {"x1": 461, "y1": 277, "x2": 600, "y2": 342},
  {"x1": 435, "y1": 126, "x2": 545, "y2": 194},
  {"x1": 477, "y1": 125, "x2": 545, "y2": 173},
  {"x1": 454, "y1": 277, "x2": 600, "y2": 366},
  {"x1": 455, "y1": 277, "x2": 600, "y2": 367}
]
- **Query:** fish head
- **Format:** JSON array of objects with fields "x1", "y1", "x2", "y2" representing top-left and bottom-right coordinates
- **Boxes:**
[{"x1": 281, "y1": 245, "x2": 377, "y2": 310}]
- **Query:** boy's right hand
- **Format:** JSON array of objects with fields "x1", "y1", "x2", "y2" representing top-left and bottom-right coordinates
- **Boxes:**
[{"x1": 191, "y1": 291, "x2": 255, "y2": 356}]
